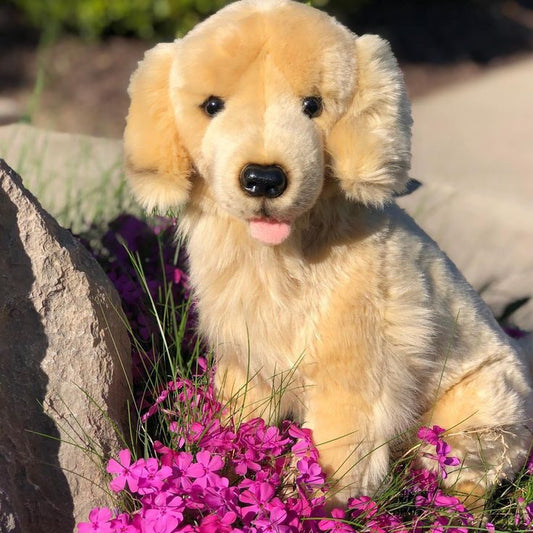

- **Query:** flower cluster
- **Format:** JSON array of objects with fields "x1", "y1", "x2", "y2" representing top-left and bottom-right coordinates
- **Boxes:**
[
  {"x1": 404, "y1": 426, "x2": 472, "y2": 532},
  {"x1": 80, "y1": 375, "x2": 506, "y2": 533},
  {"x1": 80, "y1": 378, "x2": 331, "y2": 533},
  {"x1": 83, "y1": 214, "x2": 199, "y2": 388}
]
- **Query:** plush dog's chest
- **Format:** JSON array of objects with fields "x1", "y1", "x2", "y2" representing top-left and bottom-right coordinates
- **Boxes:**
[
  {"x1": 182, "y1": 223, "x2": 329, "y2": 379},
  {"x1": 182, "y1": 210, "x2": 387, "y2": 382},
  {"x1": 193, "y1": 250, "x2": 322, "y2": 376}
]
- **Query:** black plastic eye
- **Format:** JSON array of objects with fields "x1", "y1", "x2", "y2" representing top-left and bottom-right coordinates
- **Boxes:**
[
  {"x1": 302, "y1": 96, "x2": 322, "y2": 118},
  {"x1": 201, "y1": 96, "x2": 225, "y2": 117}
]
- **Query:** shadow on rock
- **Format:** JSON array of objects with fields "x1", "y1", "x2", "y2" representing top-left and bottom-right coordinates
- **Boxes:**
[{"x1": 0, "y1": 178, "x2": 74, "y2": 532}]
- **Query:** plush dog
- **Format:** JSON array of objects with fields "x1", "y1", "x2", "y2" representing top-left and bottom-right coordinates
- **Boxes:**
[{"x1": 124, "y1": 0, "x2": 533, "y2": 505}]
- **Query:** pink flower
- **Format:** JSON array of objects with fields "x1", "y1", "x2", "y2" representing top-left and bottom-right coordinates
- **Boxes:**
[
  {"x1": 367, "y1": 513, "x2": 407, "y2": 533},
  {"x1": 254, "y1": 501, "x2": 289, "y2": 533},
  {"x1": 288, "y1": 424, "x2": 319, "y2": 460},
  {"x1": 176, "y1": 526, "x2": 199, "y2": 533},
  {"x1": 141, "y1": 389, "x2": 169, "y2": 423},
  {"x1": 318, "y1": 508, "x2": 354, "y2": 533},
  {"x1": 110, "y1": 513, "x2": 140, "y2": 533},
  {"x1": 259, "y1": 425, "x2": 291, "y2": 455},
  {"x1": 199, "y1": 512, "x2": 237, "y2": 533},
  {"x1": 239, "y1": 481, "x2": 276, "y2": 522},
  {"x1": 201, "y1": 485, "x2": 240, "y2": 515},
  {"x1": 347, "y1": 495, "x2": 378, "y2": 520},
  {"x1": 107, "y1": 449, "x2": 143, "y2": 493},
  {"x1": 136, "y1": 458, "x2": 173, "y2": 495},
  {"x1": 78, "y1": 507, "x2": 114, "y2": 533},
  {"x1": 526, "y1": 501, "x2": 533, "y2": 525},
  {"x1": 414, "y1": 488, "x2": 473, "y2": 530},
  {"x1": 143, "y1": 493, "x2": 184, "y2": 533},
  {"x1": 418, "y1": 426, "x2": 460, "y2": 479},
  {"x1": 409, "y1": 468, "x2": 439, "y2": 493},
  {"x1": 432, "y1": 492, "x2": 463, "y2": 511},
  {"x1": 296, "y1": 457, "x2": 325, "y2": 488},
  {"x1": 175, "y1": 451, "x2": 201, "y2": 489},
  {"x1": 526, "y1": 450, "x2": 533, "y2": 475},
  {"x1": 187, "y1": 451, "x2": 225, "y2": 488},
  {"x1": 430, "y1": 514, "x2": 450, "y2": 533},
  {"x1": 154, "y1": 441, "x2": 180, "y2": 467},
  {"x1": 234, "y1": 449, "x2": 262, "y2": 476},
  {"x1": 170, "y1": 267, "x2": 184, "y2": 285}
]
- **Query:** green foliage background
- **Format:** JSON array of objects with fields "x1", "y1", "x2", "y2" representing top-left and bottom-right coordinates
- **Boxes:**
[{"x1": 9, "y1": 0, "x2": 367, "y2": 40}]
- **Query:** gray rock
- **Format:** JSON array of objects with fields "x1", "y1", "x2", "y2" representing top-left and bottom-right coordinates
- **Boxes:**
[
  {"x1": 0, "y1": 160, "x2": 131, "y2": 532},
  {"x1": 0, "y1": 123, "x2": 139, "y2": 234}
]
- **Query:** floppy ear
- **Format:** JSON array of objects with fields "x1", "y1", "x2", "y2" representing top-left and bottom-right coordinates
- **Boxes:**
[
  {"x1": 124, "y1": 42, "x2": 192, "y2": 212},
  {"x1": 327, "y1": 34, "x2": 412, "y2": 207}
]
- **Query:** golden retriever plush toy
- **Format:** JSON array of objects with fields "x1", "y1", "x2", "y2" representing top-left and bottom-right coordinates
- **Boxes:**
[{"x1": 125, "y1": 0, "x2": 533, "y2": 506}]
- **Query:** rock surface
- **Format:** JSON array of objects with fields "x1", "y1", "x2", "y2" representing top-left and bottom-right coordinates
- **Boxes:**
[
  {"x1": 0, "y1": 123, "x2": 139, "y2": 234},
  {"x1": 0, "y1": 160, "x2": 130, "y2": 532}
]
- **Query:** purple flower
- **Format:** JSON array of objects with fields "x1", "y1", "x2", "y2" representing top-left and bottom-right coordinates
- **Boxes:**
[
  {"x1": 432, "y1": 492, "x2": 464, "y2": 511},
  {"x1": 367, "y1": 513, "x2": 407, "y2": 533},
  {"x1": 418, "y1": 427, "x2": 460, "y2": 479},
  {"x1": 82, "y1": 232, "x2": 533, "y2": 533},
  {"x1": 288, "y1": 424, "x2": 319, "y2": 460},
  {"x1": 141, "y1": 389, "x2": 169, "y2": 423},
  {"x1": 254, "y1": 501, "x2": 289, "y2": 533},
  {"x1": 233, "y1": 449, "x2": 262, "y2": 476},
  {"x1": 169, "y1": 450, "x2": 198, "y2": 491},
  {"x1": 347, "y1": 495, "x2": 378, "y2": 520},
  {"x1": 83, "y1": 214, "x2": 200, "y2": 399},
  {"x1": 202, "y1": 485, "x2": 240, "y2": 516},
  {"x1": 417, "y1": 426, "x2": 445, "y2": 446},
  {"x1": 408, "y1": 468, "x2": 439, "y2": 493}
]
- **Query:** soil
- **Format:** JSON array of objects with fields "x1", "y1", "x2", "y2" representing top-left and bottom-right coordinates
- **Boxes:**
[{"x1": 1, "y1": 1, "x2": 532, "y2": 138}]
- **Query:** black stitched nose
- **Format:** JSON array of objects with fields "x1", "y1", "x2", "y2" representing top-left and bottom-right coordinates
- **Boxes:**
[{"x1": 239, "y1": 164, "x2": 287, "y2": 198}]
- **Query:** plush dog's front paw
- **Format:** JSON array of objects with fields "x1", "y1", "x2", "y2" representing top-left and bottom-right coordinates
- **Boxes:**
[{"x1": 452, "y1": 480, "x2": 486, "y2": 515}]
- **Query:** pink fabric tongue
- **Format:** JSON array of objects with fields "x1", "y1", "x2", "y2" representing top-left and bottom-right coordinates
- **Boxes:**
[{"x1": 249, "y1": 218, "x2": 291, "y2": 245}]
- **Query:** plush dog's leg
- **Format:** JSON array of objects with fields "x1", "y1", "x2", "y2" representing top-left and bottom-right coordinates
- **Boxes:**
[
  {"x1": 304, "y1": 380, "x2": 390, "y2": 504},
  {"x1": 302, "y1": 263, "x2": 401, "y2": 504},
  {"x1": 419, "y1": 355, "x2": 532, "y2": 511},
  {"x1": 215, "y1": 357, "x2": 274, "y2": 421}
]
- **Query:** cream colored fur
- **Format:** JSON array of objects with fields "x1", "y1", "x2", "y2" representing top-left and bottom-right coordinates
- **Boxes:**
[{"x1": 125, "y1": 0, "x2": 533, "y2": 505}]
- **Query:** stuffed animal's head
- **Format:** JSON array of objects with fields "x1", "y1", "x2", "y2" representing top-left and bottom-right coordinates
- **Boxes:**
[{"x1": 124, "y1": 0, "x2": 411, "y2": 245}]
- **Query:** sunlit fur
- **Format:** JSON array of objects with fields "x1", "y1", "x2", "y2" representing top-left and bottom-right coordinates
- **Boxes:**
[{"x1": 125, "y1": 0, "x2": 533, "y2": 505}]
